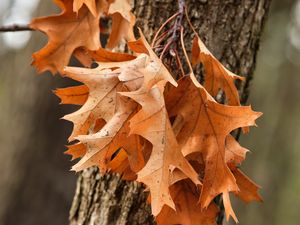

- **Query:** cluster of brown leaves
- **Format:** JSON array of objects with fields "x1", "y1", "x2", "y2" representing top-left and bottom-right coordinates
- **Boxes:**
[{"x1": 30, "y1": 0, "x2": 262, "y2": 224}]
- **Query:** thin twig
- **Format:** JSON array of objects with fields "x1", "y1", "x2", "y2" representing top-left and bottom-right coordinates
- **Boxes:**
[
  {"x1": 179, "y1": 26, "x2": 193, "y2": 74},
  {"x1": 185, "y1": 6, "x2": 197, "y2": 35},
  {"x1": 151, "y1": 12, "x2": 179, "y2": 47},
  {"x1": 0, "y1": 24, "x2": 33, "y2": 32}
]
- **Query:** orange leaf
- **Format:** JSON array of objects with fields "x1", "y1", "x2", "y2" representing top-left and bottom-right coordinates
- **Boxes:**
[
  {"x1": 54, "y1": 85, "x2": 89, "y2": 105},
  {"x1": 225, "y1": 135, "x2": 249, "y2": 166},
  {"x1": 128, "y1": 38, "x2": 149, "y2": 54},
  {"x1": 73, "y1": 47, "x2": 94, "y2": 67},
  {"x1": 166, "y1": 75, "x2": 261, "y2": 221},
  {"x1": 73, "y1": 0, "x2": 98, "y2": 17},
  {"x1": 72, "y1": 94, "x2": 137, "y2": 172},
  {"x1": 65, "y1": 143, "x2": 86, "y2": 160},
  {"x1": 63, "y1": 66, "x2": 121, "y2": 140},
  {"x1": 232, "y1": 168, "x2": 262, "y2": 203},
  {"x1": 73, "y1": 47, "x2": 137, "y2": 68},
  {"x1": 157, "y1": 180, "x2": 218, "y2": 225},
  {"x1": 30, "y1": 0, "x2": 104, "y2": 74},
  {"x1": 107, "y1": 148, "x2": 139, "y2": 180},
  {"x1": 106, "y1": 0, "x2": 136, "y2": 48},
  {"x1": 122, "y1": 81, "x2": 201, "y2": 216},
  {"x1": 192, "y1": 35, "x2": 244, "y2": 106},
  {"x1": 89, "y1": 47, "x2": 136, "y2": 62}
]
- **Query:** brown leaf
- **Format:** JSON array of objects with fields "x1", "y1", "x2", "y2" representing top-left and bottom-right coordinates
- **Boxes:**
[
  {"x1": 232, "y1": 168, "x2": 262, "y2": 203},
  {"x1": 89, "y1": 47, "x2": 136, "y2": 62},
  {"x1": 122, "y1": 81, "x2": 201, "y2": 216},
  {"x1": 191, "y1": 35, "x2": 244, "y2": 106},
  {"x1": 128, "y1": 38, "x2": 149, "y2": 54},
  {"x1": 30, "y1": 0, "x2": 105, "y2": 74},
  {"x1": 106, "y1": 0, "x2": 136, "y2": 48},
  {"x1": 63, "y1": 66, "x2": 121, "y2": 140},
  {"x1": 225, "y1": 135, "x2": 249, "y2": 166},
  {"x1": 74, "y1": 46, "x2": 137, "y2": 68},
  {"x1": 107, "y1": 148, "x2": 137, "y2": 180},
  {"x1": 54, "y1": 85, "x2": 89, "y2": 105},
  {"x1": 72, "y1": 94, "x2": 137, "y2": 172},
  {"x1": 73, "y1": 0, "x2": 98, "y2": 17},
  {"x1": 66, "y1": 51, "x2": 155, "y2": 172},
  {"x1": 65, "y1": 143, "x2": 86, "y2": 160},
  {"x1": 73, "y1": 47, "x2": 94, "y2": 67},
  {"x1": 166, "y1": 75, "x2": 261, "y2": 221},
  {"x1": 157, "y1": 180, "x2": 218, "y2": 225}
]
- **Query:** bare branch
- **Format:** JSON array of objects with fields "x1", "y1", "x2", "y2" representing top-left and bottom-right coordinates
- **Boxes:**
[{"x1": 0, "y1": 24, "x2": 33, "y2": 32}]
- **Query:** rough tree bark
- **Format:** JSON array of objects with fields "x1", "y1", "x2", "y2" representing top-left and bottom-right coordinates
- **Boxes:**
[{"x1": 69, "y1": 0, "x2": 272, "y2": 225}]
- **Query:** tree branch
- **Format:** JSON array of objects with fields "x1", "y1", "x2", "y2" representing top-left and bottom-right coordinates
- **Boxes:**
[{"x1": 0, "y1": 24, "x2": 33, "y2": 32}]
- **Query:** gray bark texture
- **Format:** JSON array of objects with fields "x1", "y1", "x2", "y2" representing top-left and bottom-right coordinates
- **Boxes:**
[{"x1": 69, "y1": 0, "x2": 272, "y2": 225}]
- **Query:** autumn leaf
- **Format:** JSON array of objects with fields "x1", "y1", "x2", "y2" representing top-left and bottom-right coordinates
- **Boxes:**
[
  {"x1": 122, "y1": 81, "x2": 201, "y2": 216},
  {"x1": 30, "y1": 0, "x2": 105, "y2": 74},
  {"x1": 192, "y1": 35, "x2": 244, "y2": 106},
  {"x1": 73, "y1": 47, "x2": 94, "y2": 67},
  {"x1": 89, "y1": 47, "x2": 136, "y2": 62},
  {"x1": 73, "y1": 0, "x2": 98, "y2": 17},
  {"x1": 225, "y1": 135, "x2": 249, "y2": 166},
  {"x1": 156, "y1": 180, "x2": 218, "y2": 225},
  {"x1": 65, "y1": 143, "x2": 87, "y2": 161},
  {"x1": 73, "y1": 46, "x2": 137, "y2": 68},
  {"x1": 63, "y1": 37, "x2": 171, "y2": 172},
  {"x1": 63, "y1": 66, "x2": 121, "y2": 140},
  {"x1": 166, "y1": 75, "x2": 261, "y2": 221},
  {"x1": 54, "y1": 85, "x2": 89, "y2": 105},
  {"x1": 72, "y1": 93, "x2": 137, "y2": 172},
  {"x1": 117, "y1": 31, "x2": 202, "y2": 215},
  {"x1": 232, "y1": 168, "x2": 262, "y2": 203},
  {"x1": 106, "y1": 148, "x2": 137, "y2": 180},
  {"x1": 106, "y1": 0, "x2": 136, "y2": 48},
  {"x1": 128, "y1": 38, "x2": 149, "y2": 54}
]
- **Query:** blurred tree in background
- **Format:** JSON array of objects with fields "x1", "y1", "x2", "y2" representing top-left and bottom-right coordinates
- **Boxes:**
[
  {"x1": 227, "y1": 0, "x2": 300, "y2": 225},
  {"x1": 0, "y1": 2, "x2": 76, "y2": 225},
  {"x1": 0, "y1": 0, "x2": 300, "y2": 225}
]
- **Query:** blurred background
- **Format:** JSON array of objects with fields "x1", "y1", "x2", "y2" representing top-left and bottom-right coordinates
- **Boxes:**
[{"x1": 0, "y1": 0, "x2": 299, "y2": 225}]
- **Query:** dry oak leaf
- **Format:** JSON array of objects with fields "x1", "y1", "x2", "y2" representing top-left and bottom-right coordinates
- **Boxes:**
[
  {"x1": 128, "y1": 38, "x2": 149, "y2": 54},
  {"x1": 64, "y1": 119, "x2": 106, "y2": 161},
  {"x1": 122, "y1": 81, "x2": 201, "y2": 216},
  {"x1": 73, "y1": 47, "x2": 94, "y2": 67},
  {"x1": 156, "y1": 180, "x2": 218, "y2": 225},
  {"x1": 225, "y1": 135, "x2": 249, "y2": 166},
  {"x1": 191, "y1": 35, "x2": 244, "y2": 106},
  {"x1": 63, "y1": 66, "x2": 121, "y2": 140},
  {"x1": 89, "y1": 47, "x2": 136, "y2": 62},
  {"x1": 73, "y1": 0, "x2": 97, "y2": 17},
  {"x1": 232, "y1": 168, "x2": 262, "y2": 203},
  {"x1": 224, "y1": 137, "x2": 262, "y2": 204},
  {"x1": 166, "y1": 75, "x2": 261, "y2": 221},
  {"x1": 73, "y1": 46, "x2": 136, "y2": 68},
  {"x1": 106, "y1": 148, "x2": 137, "y2": 180},
  {"x1": 30, "y1": 0, "x2": 104, "y2": 74},
  {"x1": 62, "y1": 53, "x2": 144, "y2": 140},
  {"x1": 54, "y1": 85, "x2": 89, "y2": 105},
  {"x1": 72, "y1": 94, "x2": 138, "y2": 172},
  {"x1": 106, "y1": 0, "x2": 136, "y2": 48},
  {"x1": 65, "y1": 142, "x2": 86, "y2": 160},
  {"x1": 65, "y1": 55, "x2": 149, "y2": 172}
]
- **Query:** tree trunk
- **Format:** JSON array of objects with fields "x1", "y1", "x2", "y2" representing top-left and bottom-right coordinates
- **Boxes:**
[{"x1": 69, "y1": 0, "x2": 272, "y2": 224}]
